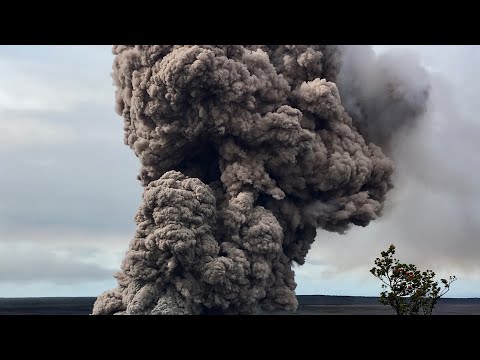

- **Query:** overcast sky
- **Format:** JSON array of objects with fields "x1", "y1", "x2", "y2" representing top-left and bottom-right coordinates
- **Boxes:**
[{"x1": 1, "y1": 45, "x2": 479, "y2": 298}]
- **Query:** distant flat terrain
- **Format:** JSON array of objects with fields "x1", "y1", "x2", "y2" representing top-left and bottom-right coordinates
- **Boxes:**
[
  {"x1": 268, "y1": 295, "x2": 480, "y2": 315},
  {"x1": 1, "y1": 296, "x2": 479, "y2": 315}
]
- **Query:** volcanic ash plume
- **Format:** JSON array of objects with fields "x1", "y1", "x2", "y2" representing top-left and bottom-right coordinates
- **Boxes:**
[{"x1": 93, "y1": 45, "x2": 395, "y2": 315}]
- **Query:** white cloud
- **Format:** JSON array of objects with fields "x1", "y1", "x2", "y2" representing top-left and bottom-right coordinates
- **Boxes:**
[
  {"x1": 0, "y1": 229, "x2": 127, "y2": 284},
  {"x1": 0, "y1": 280, "x2": 117, "y2": 298},
  {"x1": 0, "y1": 115, "x2": 76, "y2": 148},
  {"x1": 0, "y1": 46, "x2": 115, "y2": 149},
  {"x1": 0, "y1": 51, "x2": 112, "y2": 112}
]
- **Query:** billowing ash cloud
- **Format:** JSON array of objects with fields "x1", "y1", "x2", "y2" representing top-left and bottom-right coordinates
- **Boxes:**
[{"x1": 92, "y1": 45, "x2": 410, "y2": 315}]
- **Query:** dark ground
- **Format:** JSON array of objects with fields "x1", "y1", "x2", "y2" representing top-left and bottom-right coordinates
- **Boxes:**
[{"x1": 1, "y1": 295, "x2": 480, "y2": 315}]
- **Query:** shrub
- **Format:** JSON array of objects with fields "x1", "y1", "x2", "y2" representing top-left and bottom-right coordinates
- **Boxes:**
[{"x1": 370, "y1": 244, "x2": 456, "y2": 315}]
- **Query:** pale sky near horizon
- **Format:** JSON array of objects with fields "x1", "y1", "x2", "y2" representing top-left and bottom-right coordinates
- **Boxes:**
[{"x1": 1, "y1": 45, "x2": 479, "y2": 298}]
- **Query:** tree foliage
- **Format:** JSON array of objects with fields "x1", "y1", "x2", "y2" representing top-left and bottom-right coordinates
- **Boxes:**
[{"x1": 370, "y1": 244, "x2": 456, "y2": 315}]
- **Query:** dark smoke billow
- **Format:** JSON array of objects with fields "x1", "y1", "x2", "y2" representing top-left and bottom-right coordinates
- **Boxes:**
[{"x1": 93, "y1": 45, "x2": 427, "y2": 315}]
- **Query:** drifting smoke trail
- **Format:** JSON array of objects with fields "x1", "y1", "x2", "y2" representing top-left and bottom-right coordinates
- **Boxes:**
[
  {"x1": 305, "y1": 46, "x2": 480, "y2": 283},
  {"x1": 92, "y1": 45, "x2": 427, "y2": 315},
  {"x1": 337, "y1": 45, "x2": 430, "y2": 153}
]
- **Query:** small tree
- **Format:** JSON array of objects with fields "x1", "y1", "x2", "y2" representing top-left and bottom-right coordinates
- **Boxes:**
[{"x1": 370, "y1": 244, "x2": 456, "y2": 315}]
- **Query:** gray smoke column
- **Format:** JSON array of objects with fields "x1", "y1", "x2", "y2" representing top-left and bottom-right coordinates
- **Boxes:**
[{"x1": 93, "y1": 45, "x2": 396, "y2": 315}]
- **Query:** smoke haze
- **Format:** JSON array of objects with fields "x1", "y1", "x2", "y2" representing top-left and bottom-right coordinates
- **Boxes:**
[{"x1": 303, "y1": 46, "x2": 480, "y2": 292}]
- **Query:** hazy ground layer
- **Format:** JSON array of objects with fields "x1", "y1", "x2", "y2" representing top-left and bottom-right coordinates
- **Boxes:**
[{"x1": 1, "y1": 296, "x2": 479, "y2": 315}]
